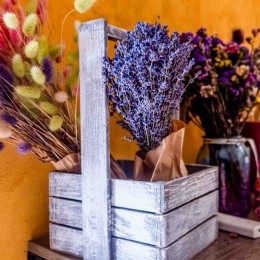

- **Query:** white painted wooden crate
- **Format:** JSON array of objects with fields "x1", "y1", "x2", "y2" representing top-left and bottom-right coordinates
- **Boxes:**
[
  {"x1": 48, "y1": 19, "x2": 219, "y2": 259},
  {"x1": 49, "y1": 164, "x2": 218, "y2": 259}
]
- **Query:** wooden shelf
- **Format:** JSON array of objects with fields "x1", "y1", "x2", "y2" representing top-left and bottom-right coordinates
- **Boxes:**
[
  {"x1": 28, "y1": 237, "x2": 82, "y2": 260},
  {"x1": 28, "y1": 231, "x2": 260, "y2": 260}
]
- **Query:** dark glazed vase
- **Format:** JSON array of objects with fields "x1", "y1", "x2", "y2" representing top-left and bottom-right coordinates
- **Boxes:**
[{"x1": 197, "y1": 137, "x2": 251, "y2": 217}]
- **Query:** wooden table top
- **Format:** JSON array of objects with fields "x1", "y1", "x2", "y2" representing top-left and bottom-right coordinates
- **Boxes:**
[{"x1": 29, "y1": 231, "x2": 260, "y2": 260}]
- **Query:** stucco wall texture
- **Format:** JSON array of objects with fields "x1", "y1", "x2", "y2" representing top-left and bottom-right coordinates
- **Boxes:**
[{"x1": 1, "y1": 0, "x2": 260, "y2": 259}]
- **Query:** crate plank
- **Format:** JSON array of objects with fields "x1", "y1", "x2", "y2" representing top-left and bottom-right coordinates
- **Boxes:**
[
  {"x1": 79, "y1": 18, "x2": 111, "y2": 259},
  {"x1": 50, "y1": 165, "x2": 218, "y2": 214},
  {"x1": 50, "y1": 224, "x2": 83, "y2": 257},
  {"x1": 107, "y1": 25, "x2": 127, "y2": 41},
  {"x1": 112, "y1": 217, "x2": 218, "y2": 260},
  {"x1": 163, "y1": 165, "x2": 218, "y2": 213},
  {"x1": 49, "y1": 173, "x2": 81, "y2": 201},
  {"x1": 50, "y1": 191, "x2": 217, "y2": 247},
  {"x1": 50, "y1": 217, "x2": 217, "y2": 259},
  {"x1": 50, "y1": 198, "x2": 82, "y2": 228}
]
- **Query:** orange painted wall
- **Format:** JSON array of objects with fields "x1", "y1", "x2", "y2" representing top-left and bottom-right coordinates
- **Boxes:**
[{"x1": 1, "y1": 0, "x2": 260, "y2": 259}]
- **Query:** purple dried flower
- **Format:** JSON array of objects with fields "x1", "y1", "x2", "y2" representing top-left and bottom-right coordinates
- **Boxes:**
[
  {"x1": 41, "y1": 57, "x2": 54, "y2": 84},
  {"x1": 1, "y1": 113, "x2": 17, "y2": 126},
  {"x1": 103, "y1": 22, "x2": 194, "y2": 152},
  {"x1": 182, "y1": 27, "x2": 259, "y2": 138},
  {"x1": 0, "y1": 142, "x2": 4, "y2": 152},
  {"x1": 17, "y1": 142, "x2": 32, "y2": 155}
]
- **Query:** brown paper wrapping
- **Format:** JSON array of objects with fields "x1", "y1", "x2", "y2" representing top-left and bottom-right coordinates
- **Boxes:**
[
  {"x1": 133, "y1": 120, "x2": 188, "y2": 182},
  {"x1": 51, "y1": 153, "x2": 81, "y2": 173},
  {"x1": 51, "y1": 152, "x2": 127, "y2": 179},
  {"x1": 110, "y1": 155, "x2": 128, "y2": 179}
]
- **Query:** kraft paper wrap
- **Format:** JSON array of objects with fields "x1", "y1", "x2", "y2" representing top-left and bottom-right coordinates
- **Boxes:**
[
  {"x1": 52, "y1": 153, "x2": 81, "y2": 173},
  {"x1": 133, "y1": 120, "x2": 188, "y2": 182},
  {"x1": 52, "y1": 153, "x2": 127, "y2": 179}
]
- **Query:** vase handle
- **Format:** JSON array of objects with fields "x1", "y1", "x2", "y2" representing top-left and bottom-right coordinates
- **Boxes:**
[{"x1": 246, "y1": 138, "x2": 259, "y2": 178}]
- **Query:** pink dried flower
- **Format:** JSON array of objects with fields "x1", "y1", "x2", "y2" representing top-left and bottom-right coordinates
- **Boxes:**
[
  {"x1": 0, "y1": 31, "x2": 8, "y2": 51},
  {"x1": 37, "y1": 0, "x2": 48, "y2": 24},
  {"x1": 8, "y1": 27, "x2": 22, "y2": 47}
]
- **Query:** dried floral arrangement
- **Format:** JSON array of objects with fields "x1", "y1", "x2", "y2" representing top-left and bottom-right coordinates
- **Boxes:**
[
  {"x1": 181, "y1": 28, "x2": 260, "y2": 138},
  {"x1": 103, "y1": 22, "x2": 194, "y2": 181},
  {"x1": 0, "y1": 0, "x2": 95, "y2": 171}
]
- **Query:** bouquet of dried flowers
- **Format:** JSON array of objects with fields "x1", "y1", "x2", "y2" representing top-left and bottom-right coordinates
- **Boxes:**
[
  {"x1": 181, "y1": 28, "x2": 260, "y2": 138},
  {"x1": 103, "y1": 22, "x2": 194, "y2": 181},
  {"x1": 0, "y1": 0, "x2": 95, "y2": 172}
]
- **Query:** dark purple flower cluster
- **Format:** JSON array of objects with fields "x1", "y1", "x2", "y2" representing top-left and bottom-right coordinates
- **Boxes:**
[
  {"x1": 182, "y1": 28, "x2": 260, "y2": 137},
  {"x1": 103, "y1": 22, "x2": 194, "y2": 152},
  {"x1": 17, "y1": 142, "x2": 32, "y2": 155}
]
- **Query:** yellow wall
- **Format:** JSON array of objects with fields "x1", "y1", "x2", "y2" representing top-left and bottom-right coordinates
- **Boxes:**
[{"x1": 1, "y1": 0, "x2": 260, "y2": 259}]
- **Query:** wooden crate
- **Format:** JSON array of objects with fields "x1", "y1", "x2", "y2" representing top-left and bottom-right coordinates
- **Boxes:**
[
  {"x1": 48, "y1": 19, "x2": 219, "y2": 259},
  {"x1": 49, "y1": 164, "x2": 218, "y2": 259}
]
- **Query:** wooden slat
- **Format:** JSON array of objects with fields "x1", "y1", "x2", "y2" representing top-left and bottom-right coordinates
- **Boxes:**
[
  {"x1": 50, "y1": 198, "x2": 82, "y2": 228},
  {"x1": 162, "y1": 166, "x2": 218, "y2": 213},
  {"x1": 50, "y1": 165, "x2": 218, "y2": 214},
  {"x1": 113, "y1": 190, "x2": 218, "y2": 247},
  {"x1": 50, "y1": 224, "x2": 83, "y2": 257},
  {"x1": 49, "y1": 217, "x2": 217, "y2": 259},
  {"x1": 112, "y1": 217, "x2": 218, "y2": 260},
  {"x1": 79, "y1": 18, "x2": 111, "y2": 260},
  {"x1": 107, "y1": 25, "x2": 127, "y2": 41},
  {"x1": 50, "y1": 191, "x2": 218, "y2": 247},
  {"x1": 49, "y1": 172, "x2": 81, "y2": 201}
]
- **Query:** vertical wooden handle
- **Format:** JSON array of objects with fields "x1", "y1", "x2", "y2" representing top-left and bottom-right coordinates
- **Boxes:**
[{"x1": 79, "y1": 19, "x2": 111, "y2": 260}]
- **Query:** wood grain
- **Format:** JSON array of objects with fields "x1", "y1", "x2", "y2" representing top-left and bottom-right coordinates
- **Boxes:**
[
  {"x1": 107, "y1": 25, "x2": 127, "y2": 41},
  {"x1": 79, "y1": 19, "x2": 111, "y2": 260},
  {"x1": 49, "y1": 217, "x2": 217, "y2": 259},
  {"x1": 50, "y1": 191, "x2": 217, "y2": 248},
  {"x1": 50, "y1": 224, "x2": 83, "y2": 257},
  {"x1": 28, "y1": 237, "x2": 82, "y2": 260},
  {"x1": 50, "y1": 165, "x2": 218, "y2": 214}
]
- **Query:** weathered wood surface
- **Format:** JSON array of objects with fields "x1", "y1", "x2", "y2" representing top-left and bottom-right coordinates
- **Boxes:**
[
  {"x1": 29, "y1": 229, "x2": 260, "y2": 260},
  {"x1": 107, "y1": 24, "x2": 127, "y2": 41},
  {"x1": 113, "y1": 217, "x2": 218, "y2": 260},
  {"x1": 50, "y1": 191, "x2": 218, "y2": 247},
  {"x1": 49, "y1": 173, "x2": 81, "y2": 201},
  {"x1": 162, "y1": 165, "x2": 218, "y2": 213},
  {"x1": 49, "y1": 165, "x2": 218, "y2": 214},
  {"x1": 50, "y1": 224, "x2": 83, "y2": 257},
  {"x1": 79, "y1": 19, "x2": 111, "y2": 259},
  {"x1": 50, "y1": 217, "x2": 217, "y2": 259}
]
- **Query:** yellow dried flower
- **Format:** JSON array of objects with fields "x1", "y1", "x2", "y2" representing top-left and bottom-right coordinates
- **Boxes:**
[
  {"x1": 3, "y1": 12, "x2": 19, "y2": 29},
  {"x1": 22, "y1": 13, "x2": 39, "y2": 36},
  {"x1": 54, "y1": 91, "x2": 68, "y2": 103},
  {"x1": 12, "y1": 54, "x2": 25, "y2": 78},
  {"x1": 49, "y1": 115, "x2": 64, "y2": 131},
  {"x1": 39, "y1": 101, "x2": 58, "y2": 115},
  {"x1": 31, "y1": 66, "x2": 46, "y2": 85},
  {"x1": 37, "y1": 37, "x2": 49, "y2": 63},
  {"x1": 15, "y1": 85, "x2": 41, "y2": 99},
  {"x1": 24, "y1": 40, "x2": 39, "y2": 59},
  {"x1": 74, "y1": 0, "x2": 96, "y2": 13}
]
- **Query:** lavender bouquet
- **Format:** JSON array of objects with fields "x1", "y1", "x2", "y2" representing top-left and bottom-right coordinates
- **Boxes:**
[
  {"x1": 104, "y1": 22, "x2": 194, "y2": 181},
  {"x1": 181, "y1": 28, "x2": 260, "y2": 138}
]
